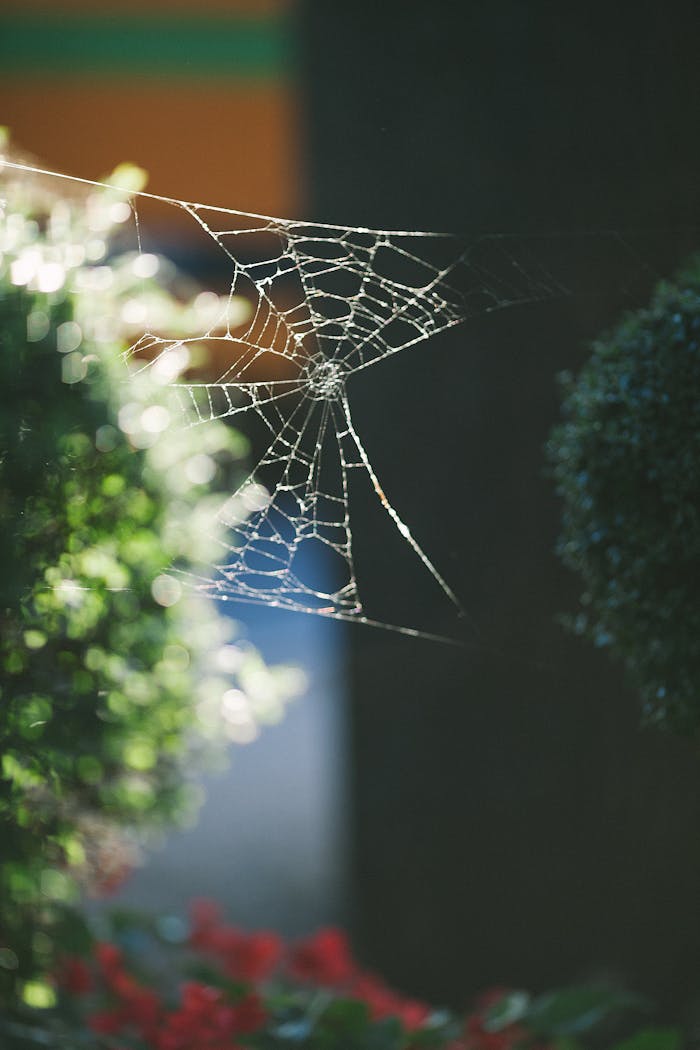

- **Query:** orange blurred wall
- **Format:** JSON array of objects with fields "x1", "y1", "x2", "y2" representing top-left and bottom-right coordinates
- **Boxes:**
[{"x1": 0, "y1": 0, "x2": 303, "y2": 222}]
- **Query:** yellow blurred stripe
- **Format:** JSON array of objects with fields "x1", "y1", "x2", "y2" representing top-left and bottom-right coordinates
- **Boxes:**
[{"x1": 3, "y1": 0, "x2": 293, "y2": 13}]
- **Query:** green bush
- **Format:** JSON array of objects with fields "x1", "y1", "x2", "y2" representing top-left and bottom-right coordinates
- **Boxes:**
[
  {"x1": 548, "y1": 258, "x2": 700, "y2": 735},
  {"x1": 0, "y1": 158, "x2": 297, "y2": 1008}
]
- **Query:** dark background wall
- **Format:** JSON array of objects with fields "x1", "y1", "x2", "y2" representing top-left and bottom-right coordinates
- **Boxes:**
[{"x1": 301, "y1": 0, "x2": 700, "y2": 1014}]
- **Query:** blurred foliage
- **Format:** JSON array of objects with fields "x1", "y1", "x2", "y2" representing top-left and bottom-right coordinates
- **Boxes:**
[
  {"x1": 0, "y1": 154, "x2": 299, "y2": 1009},
  {"x1": 548, "y1": 257, "x2": 700, "y2": 735},
  {"x1": 482, "y1": 985, "x2": 660, "y2": 1046}
]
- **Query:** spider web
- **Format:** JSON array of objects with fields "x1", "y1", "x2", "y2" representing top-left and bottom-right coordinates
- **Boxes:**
[
  {"x1": 0, "y1": 160, "x2": 641, "y2": 642},
  {"x1": 128, "y1": 193, "x2": 565, "y2": 641}
]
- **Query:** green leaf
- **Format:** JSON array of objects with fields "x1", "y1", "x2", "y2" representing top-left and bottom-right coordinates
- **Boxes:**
[
  {"x1": 483, "y1": 990, "x2": 530, "y2": 1031},
  {"x1": 48, "y1": 904, "x2": 94, "y2": 956},
  {"x1": 551, "y1": 1037, "x2": 585, "y2": 1050},
  {"x1": 610, "y1": 1028, "x2": 682, "y2": 1050},
  {"x1": 364, "y1": 1017, "x2": 405, "y2": 1050},
  {"x1": 525, "y1": 985, "x2": 650, "y2": 1036},
  {"x1": 321, "y1": 997, "x2": 371, "y2": 1033}
]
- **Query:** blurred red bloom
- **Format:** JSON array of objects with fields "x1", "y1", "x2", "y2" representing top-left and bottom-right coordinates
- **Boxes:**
[
  {"x1": 91, "y1": 941, "x2": 162, "y2": 1042},
  {"x1": 55, "y1": 955, "x2": 92, "y2": 996},
  {"x1": 154, "y1": 982, "x2": 265, "y2": 1050},
  {"x1": 188, "y1": 898, "x2": 281, "y2": 981},
  {"x1": 230, "y1": 991, "x2": 267, "y2": 1033},
  {"x1": 351, "y1": 972, "x2": 430, "y2": 1031},
  {"x1": 96, "y1": 940, "x2": 124, "y2": 980},
  {"x1": 68, "y1": 911, "x2": 451, "y2": 1047},
  {"x1": 188, "y1": 897, "x2": 223, "y2": 949},
  {"x1": 223, "y1": 930, "x2": 282, "y2": 982},
  {"x1": 287, "y1": 927, "x2": 357, "y2": 986},
  {"x1": 88, "y1": 1009, "x2": 124, "y2": 1035},
  {"x1": 461, "y1": 988, "x2": 540, "y2": 1050}
]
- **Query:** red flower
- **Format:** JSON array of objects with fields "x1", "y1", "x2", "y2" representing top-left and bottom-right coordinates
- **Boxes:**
[
  {"x1": 88, "y1": 1009, "x2": 125, "y2": 1035},
  {"x1": 461, "y1": 989, "x2": 536, "y2": 1050},
  {"x1": 90, "y1": 941, "x2": 163, "y2": 1041},
  {"x1": 90, "y1": 992, "x2": 161, "y2": 1042},
  {"x1": 351, "y1": 973, "x2": 430, "y2": 1031},
  {"x1": 56, "y1": 956, "x2": 92, "y2": 996},
  {"x1": 96, "y1": 940, "x2": 124, "y2": 979},
  {"x1": 223, "y1": 930, "x2": 282, "y2": 982},
  {"x1": 188, "y1": 900, "x2": 281, "y2": 983},
  {"x1": 287, "y1": 927, "x2": 357, "y2": 986},
  {"x1": 189, "y1": 898, "x2": 223, "y2": 950},
  {"x1": 231, "y1": 991, "x2": 267, "y2": 1033},
  {"x1": 154, "y1": 982, "x2": 264, "y2": 1050},
  {"x1": 122, "y1": 985, "x2": 161, "y2": 1035},
  {"x1": 395, "y1": 997, "x2": 431, "y2": 1032}
]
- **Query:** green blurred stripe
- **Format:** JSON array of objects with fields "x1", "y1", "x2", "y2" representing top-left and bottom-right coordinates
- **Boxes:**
[{"x1": 0, "y1": 15, "x2": 296, "y2": 79}]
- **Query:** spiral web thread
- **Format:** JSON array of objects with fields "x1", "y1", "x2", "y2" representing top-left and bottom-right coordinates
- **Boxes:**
[{"x1": 2, "y1": 160, "x2": 571, "y2": 642}]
